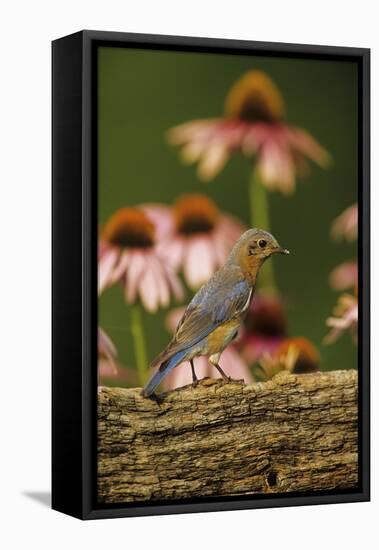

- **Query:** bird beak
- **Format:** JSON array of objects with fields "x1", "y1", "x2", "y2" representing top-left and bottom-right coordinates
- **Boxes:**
[{"x1": 275, "y1": 247, "x2": 290, "y2": 255}]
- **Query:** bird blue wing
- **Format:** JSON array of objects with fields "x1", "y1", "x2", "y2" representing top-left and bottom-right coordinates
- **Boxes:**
[
  {"x1": 212, "y1": 279, "x2": 251, "y2": 323},
  {"x1": 150, "y1": 267, "x2": 252, "y2": 368}
]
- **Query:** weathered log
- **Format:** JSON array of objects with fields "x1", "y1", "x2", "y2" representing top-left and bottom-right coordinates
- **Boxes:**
[{"x1": 97, "y1": 370, "x2": 358, "y2": 503}]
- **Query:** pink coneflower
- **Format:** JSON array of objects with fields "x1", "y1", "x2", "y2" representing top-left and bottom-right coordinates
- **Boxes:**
[
  {"x1": 331, "y1": 203, "x2": 358, "y2": 242},
  {"x1": 140, "y1": 203, "x2": 173, "y2": 241},
  {"x1": 158, "y1": 193, "x2": 245, "y2": 290},
  {"x1": 168, "y1": 70, "x2": 330, "y2": 193},
  {"x1": 98, "y1": 207, "x2": 184, "y2": 312},
  {"x1": 257, "y1": 337, "x2": 320, "y2": 380},
  {"x1": 239, "y1": 291, "x2": 287, "y2": 364},
  {"x1": 98, "y1": 327, "x2": 118, "y2": 378},
  {"x1": 329, "y1": 203, "x2": 358, "y2": 291},
  {"x1": 162, "y1": 307, "x2": 253, "y2": 390},
  {"x1": 329, "y1": 260, "x2": 358, "y2": 291},
  {"x1": 98, "y1": 327, "x2": 138, "y2": 387},
  {"x1": 324, "y1": 293, "x2": 358, "y2": 344}
]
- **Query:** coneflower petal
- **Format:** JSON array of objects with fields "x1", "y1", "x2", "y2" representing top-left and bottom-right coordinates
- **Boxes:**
[
  {"x1": 98, "y1": 327, "x2": 117, "y2": 358},
  {"x1": 167, "y1": 119, "x2": 219, "y2": 144},
  {"x1": 125, "y1": 252, "x2": 147, "y2": 304},
  {"x1": 159, "y1": 237, "x2": 185, "y2": 270},
  {"x1": 141, "y1": 204, "x2": 174, "y2": 241},
  {"x1": 138, "y1": 264, "x2": 160, "y2": 313},
  {"x1": 331, "y1": 204, "x2": 358, "y2": 242},
  {"x1": 98, "y1": 248, "x2": 119, "y2": 294},
  {"x1": 162, "y1": 261, "x2": 185, "y2": 302},
  {"x1": 197, "y1": 143, "x2": 229, "y2": 181},
  {"x1": 212, "y1": 232, "x2": 229, "y2": 265},
  {"x1": 109, "y1": 251, "x2": 130, "y2": 285},
  {"x1": 288, "y1": 127, "x2": 331, "y2": 167},
  {"x1": 258, "y1": 141, "x2": 282, "y2": 190},
  {"x1": 329, "y1": 261, "x2": 358, "y2": 291},
  {"x1": 180, "y1": 141, "x2": 207, "y2": 164},
  {"x1": 146, "y1": 253, "x2": 170, "y2": 308},
  {"x1": 184, "y1": 237, "x2": 215, "y2": 289}
]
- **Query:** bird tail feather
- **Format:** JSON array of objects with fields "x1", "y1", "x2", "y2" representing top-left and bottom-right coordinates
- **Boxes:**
[{"x1": 141, "y1": 349, "x2": 188, "y2": 397}]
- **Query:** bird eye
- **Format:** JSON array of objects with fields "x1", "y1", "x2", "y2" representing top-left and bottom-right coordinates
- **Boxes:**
[{"x1": 258, "y1": 239, "x2": 267, "y2": 249}]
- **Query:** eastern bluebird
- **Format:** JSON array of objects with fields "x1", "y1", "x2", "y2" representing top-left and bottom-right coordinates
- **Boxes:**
[{"x1": 141, "y1": 228, "x2": 289, "y2": 397}]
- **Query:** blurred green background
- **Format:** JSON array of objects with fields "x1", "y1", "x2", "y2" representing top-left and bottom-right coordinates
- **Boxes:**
[{"x1": 98, "y1": 46, "x2": 358, "y2": 380}]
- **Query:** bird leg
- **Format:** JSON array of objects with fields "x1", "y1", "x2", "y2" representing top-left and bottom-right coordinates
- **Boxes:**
[
  {"x1": 213, "y1": 363, "x2": 231, "y2": 381},
  {"x1": 190, "y1": 359, "x2": 199, "y2": 387},
  {"x1": 209, "y1": 354, "x2": 230, "y2": 382}
]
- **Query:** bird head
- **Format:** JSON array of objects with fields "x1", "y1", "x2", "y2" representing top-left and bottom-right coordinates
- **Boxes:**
[{"x1": 230, "y1": 228, "x2": 289, "y2": 280}]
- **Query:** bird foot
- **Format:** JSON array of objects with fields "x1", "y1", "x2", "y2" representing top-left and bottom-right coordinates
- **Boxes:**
[
  {"x1": 146, "y1": 391, "x2": 164, "y2": 404},
  {"x1": 225, "y1": 377, "x2": 245, "y2": 385}
]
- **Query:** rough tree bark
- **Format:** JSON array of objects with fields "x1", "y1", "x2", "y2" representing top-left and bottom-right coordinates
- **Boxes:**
[{"x1": 97, "y1": 370, "x2": 358, "y2": 503}]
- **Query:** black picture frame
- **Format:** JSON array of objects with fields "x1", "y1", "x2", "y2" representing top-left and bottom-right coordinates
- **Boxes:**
[{"x1": 52, "y1": 30, "x2": 370, "y2": 520}]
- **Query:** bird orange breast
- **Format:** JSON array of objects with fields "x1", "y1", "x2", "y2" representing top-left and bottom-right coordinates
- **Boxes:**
[{"x1": 207, "y1": 318, "x2": 241, "y2": 354}]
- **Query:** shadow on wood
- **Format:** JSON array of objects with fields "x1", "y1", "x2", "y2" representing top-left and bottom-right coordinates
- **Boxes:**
[{"x1": 97, "y1": 370, "x2": 358, "y2": 503}]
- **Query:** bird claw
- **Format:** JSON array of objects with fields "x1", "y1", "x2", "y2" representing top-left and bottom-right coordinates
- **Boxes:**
[
  {"x1": 219, "y1": 374, "x2": 234, "y2": 383},
  {"x1": 147, "y1": 392, "x2": 164, "y2": 404}
]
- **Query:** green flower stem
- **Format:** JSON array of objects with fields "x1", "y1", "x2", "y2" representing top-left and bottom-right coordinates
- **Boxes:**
[
  {"x1": 130, "y1": 303, "x2": 149, "y2": 385},
  {"x1": 249, "y1": 169, "x2": 277, "y2": 293}
]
